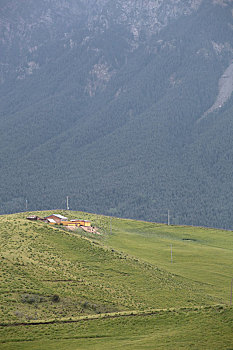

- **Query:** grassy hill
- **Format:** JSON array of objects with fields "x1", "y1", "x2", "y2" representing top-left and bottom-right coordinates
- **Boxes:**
[{"x1": 0, "y1": 211, "x2": 233, "y2": 349}]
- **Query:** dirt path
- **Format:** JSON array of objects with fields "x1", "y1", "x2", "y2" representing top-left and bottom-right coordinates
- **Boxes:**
[
  {"x1": 65, "y1": 225, "x2": 101, "y2": 234},
  {"x1": 0, "y1": 304, "x2": 226, "y2": 327}
]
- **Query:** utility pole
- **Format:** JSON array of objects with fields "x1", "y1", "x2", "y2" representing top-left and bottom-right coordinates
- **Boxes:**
[
  {"x1": 171, "y1": 244, "x2": 173, "y2": 263},
  {"x1": 66, "y1": 196, "x2": 69, "y2": 210},
  {"x1": 230, "y1": 278, "x2": 233, "y2": 306},
  {"x1": 168, "y1": 210, "x2": 170, "y2": 225},
  {"x1": 110, "y1": 217, "x2": 112, "y2": 234},
  {"x1": 26, "y1": 199, "x2": 28, "y2": 211}
]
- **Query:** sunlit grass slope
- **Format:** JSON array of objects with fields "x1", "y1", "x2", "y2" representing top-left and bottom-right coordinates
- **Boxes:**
[
  {"x1": 106, "y1": 217, "x2": 233, "y2": 304},
  {"x1": 1, "y1": 307, "x2": 232, "y2": 350},
  {"x1": 0, "y1": 211, "x2": 219, "y2": 324},
  {"x1": 0, "y1": 210, "x2": 233, "y2": 349},
  {"x1": 30, "y1": 209, "x2": 233, "y2": 305}
]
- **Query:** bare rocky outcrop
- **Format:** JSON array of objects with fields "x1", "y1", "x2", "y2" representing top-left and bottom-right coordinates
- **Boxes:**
[
  {"x1": 0, "y1": 0, "x2": 203, "y2": 84},
  {"x1": 198, "y1": 61, "x2": 233, "y2": 122}
]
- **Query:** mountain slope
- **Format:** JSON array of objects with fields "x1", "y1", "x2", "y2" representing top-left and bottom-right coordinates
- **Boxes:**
[{"x1": 0, "y1": 0, "x2": 233, "y2": 228}]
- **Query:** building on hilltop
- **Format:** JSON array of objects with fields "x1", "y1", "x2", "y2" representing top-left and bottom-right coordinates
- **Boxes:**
[
  {"x1": 61, "y1": 219, "x2": 91, "y2": 227},
  {"x1": 26, "y1": 215, "x2": 40, "y2": 221},
  {"x1": 44, "y1": 214, "x2": 68, "y2": 224},
  {"x1": 42, "y1": 215, "x2": 91, "y2": 227}
]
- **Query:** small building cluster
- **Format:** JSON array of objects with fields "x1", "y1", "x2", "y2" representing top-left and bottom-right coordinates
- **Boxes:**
[{"x1": 27, "y1": 214, "x2": 91, "y2": 227}]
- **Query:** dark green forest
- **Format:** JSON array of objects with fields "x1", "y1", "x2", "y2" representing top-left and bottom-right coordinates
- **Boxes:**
[{"x1": 0, "y1": 0, "x2": 233, "y2": 229}]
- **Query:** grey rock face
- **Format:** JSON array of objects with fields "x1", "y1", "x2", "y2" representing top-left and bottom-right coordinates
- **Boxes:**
[{"x1": 0, "y1": 0, "x2": 203, "y2": 83}]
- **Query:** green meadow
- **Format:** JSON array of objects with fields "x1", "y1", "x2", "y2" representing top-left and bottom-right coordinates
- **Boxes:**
[
  {"x1": 1, "y1": 307, "x2": 233, "y2": 350},
  {"x1": 0, "y1": 211, "x2": 232, "y2": 349}
]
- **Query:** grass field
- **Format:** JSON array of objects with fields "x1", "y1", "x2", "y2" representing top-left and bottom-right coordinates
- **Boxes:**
[
  {"x1": 106, "y1": 218, "x2": 233, "y2": 304},
  {"x1": 1, "y1": 307, "x2": 233, "y2": 350},
  {"x1": 0, "y1": 211, "x2": 232, "y2": 349}
]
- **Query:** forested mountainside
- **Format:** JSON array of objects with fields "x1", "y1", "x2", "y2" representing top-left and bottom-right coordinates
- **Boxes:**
[{"x1": 0, "y1": 0, "x2": 233, "y2": 229}]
